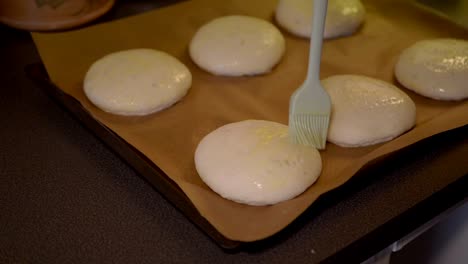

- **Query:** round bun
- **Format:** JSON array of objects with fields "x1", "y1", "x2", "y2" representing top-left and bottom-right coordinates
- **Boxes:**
[
  {"x1": 189, "y1": 15, "x2": 285, "y2": 76},
  {"x1": 195, "y1": 120, "x2": 322, "y2": 206},
  {"x1": 395, "y1": 38, "x2": 468, "y2": 101},
  {"x1": 324, "y1": 75, "x2": 416, "y2": 147},
  {"x1": 84, "y1": 49, "x2": 191, "y2": 116},
  {"x1": 275, "y1": 0, "x2": 365, "y2": 39}
]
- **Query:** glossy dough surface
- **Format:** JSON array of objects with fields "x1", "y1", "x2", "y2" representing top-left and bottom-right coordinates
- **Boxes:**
[
  {"x1": 395, "y1": 38, "x2": 468, "y2": 101},
  {"x1": 324, "y1": 75, "x2": 416, "y2": 147},
  {"x1": 84, "y1": 49, "x2": 192, "y2": 116},
  {"x1": 195, "y1": 120, "x2": 322, "y2": 206},
  {"x1": 189, "y1": 15, "x2": 285, "y2": 76},
  {"x1": 275, "y1": 0, "x2": 365, "y2": 39}
]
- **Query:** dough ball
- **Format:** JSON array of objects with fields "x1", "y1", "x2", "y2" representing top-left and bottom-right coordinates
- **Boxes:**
[
  {"x1": 275, "y1": 0, "x2": 365, "y2": 39},
  {"x1": 195, "y1": 120, "x2": 322, "y2": 206},
  {"x1": 189, "y1": 15, "x2": 285, "y2": 76},
  {"x1": 324, "y1": 75, "x2": 416, "y2": 147},
  {"x1": 395, "y1": 38, "x2": 468, "y2": 101},
  {"x1": 84, "y1": 49, "x2": 192, "y2": 116}
]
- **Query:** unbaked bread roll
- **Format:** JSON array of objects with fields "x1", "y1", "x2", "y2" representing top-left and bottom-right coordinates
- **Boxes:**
[
  {"x1": 324, "y1": 75, "x2": 416, "y2": 147},
  {"x1": 275, "y1": 0, "x2": 365, "y2": 39},
  {"x1": 189, "y1": 15, "x2": 285, "y2": 76},
  {"x1": 84, "y1": 49, "x2": 191, "y2": 116},
  {"x1": 395, "y1": 38, "x2": 468, "y2": 101},
  {"x1": 195, "y1": 120, "x2": 322, "y2": 206}
]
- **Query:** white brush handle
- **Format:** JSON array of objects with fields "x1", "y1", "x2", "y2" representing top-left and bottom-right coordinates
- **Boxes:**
[{"x1": 307, "y1": 0, "x2": 328, "y2": 83}]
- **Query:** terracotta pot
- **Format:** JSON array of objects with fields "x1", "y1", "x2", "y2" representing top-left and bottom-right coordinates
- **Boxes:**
[{"x1": 0, "y1": 0, "x2": 115, "y2": 31}]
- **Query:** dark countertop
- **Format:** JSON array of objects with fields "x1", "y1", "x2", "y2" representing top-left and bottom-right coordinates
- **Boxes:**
[{"x1": 1, "y1": 1, "x2": 467, "y2": 263}]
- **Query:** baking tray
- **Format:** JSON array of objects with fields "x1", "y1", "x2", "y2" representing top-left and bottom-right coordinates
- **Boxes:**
[{"x1": 28, "y1": 0, "x2": 468, "y2": 249}]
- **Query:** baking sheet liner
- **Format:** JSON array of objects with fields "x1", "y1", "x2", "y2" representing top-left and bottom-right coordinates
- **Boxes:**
[{"x1": 32, "y1": 0, "x2": 468, "y2": 242}]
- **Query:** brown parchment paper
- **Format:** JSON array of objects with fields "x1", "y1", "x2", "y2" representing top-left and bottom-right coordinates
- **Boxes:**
[{"x1": 32, "y1": 0, "x2": 468, "y2": 242}]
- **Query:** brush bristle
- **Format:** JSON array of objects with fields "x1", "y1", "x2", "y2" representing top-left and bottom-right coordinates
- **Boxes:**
[{"x1": 289, "y1": 114, "x2": 330, "y2": 149}]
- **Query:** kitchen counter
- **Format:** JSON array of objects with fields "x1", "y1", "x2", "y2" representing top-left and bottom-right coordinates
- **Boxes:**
[{"x1": 1, "y1": 1, "x2": 467, "y2": 263}]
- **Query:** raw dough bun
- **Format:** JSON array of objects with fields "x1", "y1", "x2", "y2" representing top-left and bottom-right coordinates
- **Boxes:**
[
  {"x1": 84, "y1": 49, "x2": 192, "y2": 116},
  {"x1": 324, "y1": 75, "x2": 416, "y2": 147},
  {"x1": 395, "y1": 38, "x2": 468, "y2": 101},
  {"x1": 195, "y1": 120, "x2": 322, "y2": 206},
  {"x1": 189, "y1": 15, "x2": 285, "y2": 76},
  {"x1": 275, "y1": 0, "x2": 365, "y2": 39}
]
